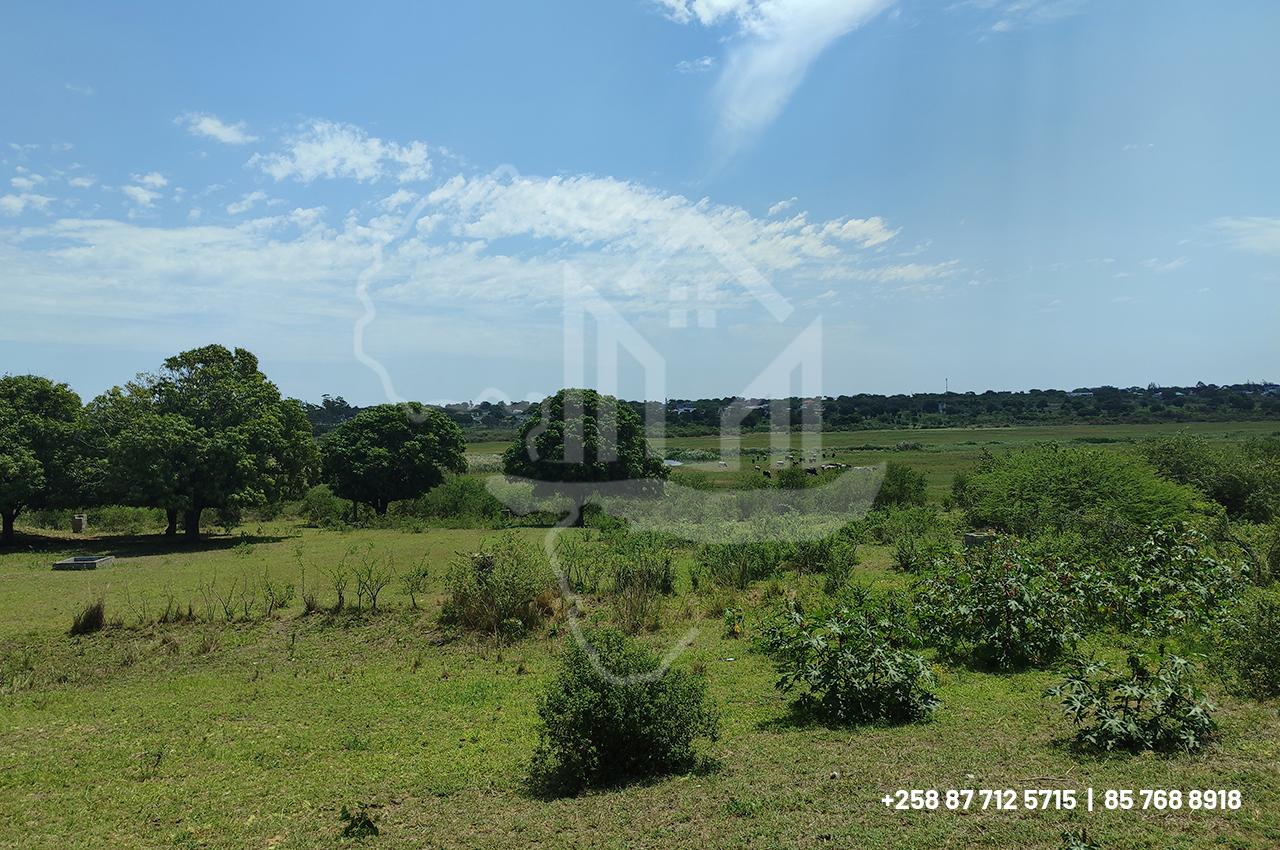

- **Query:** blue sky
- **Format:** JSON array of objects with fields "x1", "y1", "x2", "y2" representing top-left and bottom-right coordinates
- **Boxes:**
[{"x1": 2, "y1": 0, "x2": 1277, "y2": 405}]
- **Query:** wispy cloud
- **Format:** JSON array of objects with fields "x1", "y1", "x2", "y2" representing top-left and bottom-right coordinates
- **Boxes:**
[
  {"x1": 1214, "y1": 217, "x2": 1280, "y2": 256},
  {"x1": 64, "y1": 82, "x2": 95, "y2": 96},
  {"x1": 178, "y1": 112, "x2": 259, "y2": 145},
  {"x1": 658, "y1": 0, "x2": 894, "y2": 157},
  {"x1": 225, "y1": 190, "x2": 269, "y2": 215},
  {"x1": 1139, "y1": 256, "x2": 1188, "y2": 274},
  {"x1": 675, "y1": 55, "x2": 715, "y2": 73},
  {"x1": 951, "y1": 0, "x2": 1089, "y2": 33}
]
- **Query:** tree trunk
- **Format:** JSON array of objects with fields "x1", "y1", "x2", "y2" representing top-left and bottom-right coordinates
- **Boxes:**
[
  {"x1": 375, "y1": 500, "x2": 388, "y2": 516},
  {"x1": 1, "y1": 509, "x2": 15, "y2": 545},
  {"x1": 184, "y1": 508, "x2": 202, "y2": 540},
  {"x1": 165, "y1": 509, "x2": 178, "y2": 537}
]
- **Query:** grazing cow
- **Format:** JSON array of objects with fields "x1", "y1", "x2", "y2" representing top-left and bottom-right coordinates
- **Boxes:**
[
  {"x1": 753, "y1": 464, "x2": 761, "y2": 471},
  {"x1": 718, "y1": 461, "x2": 728, "y2": 468},
  {"x1": 806, "y1": 467, "x2": 818, "y2": 476},
  {"x1": 762, "y1": 469, "x2": 772, "y2": 479}
]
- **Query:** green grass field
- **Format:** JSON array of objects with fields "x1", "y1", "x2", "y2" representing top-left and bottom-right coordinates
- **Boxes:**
[{"x1": 3, "y1": 421, "x2": 1279, "y2": 849}]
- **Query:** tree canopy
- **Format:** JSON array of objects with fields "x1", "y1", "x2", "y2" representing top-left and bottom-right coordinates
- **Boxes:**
[
  {"x1": 502, "y1": 389, "x2": 666, "y2": 523},
  {"x1": 321, "y1": 403, "x2": 467, "y2": 515},
  {"x1": 87, "y1": 345, "x2": 315, "y2": 538},
  {"x1": 0, "y1": 375, "x2": 83, "y2": 544}
]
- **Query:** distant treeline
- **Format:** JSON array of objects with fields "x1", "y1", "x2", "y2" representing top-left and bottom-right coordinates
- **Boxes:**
[{"x1": 305, "y1": 382, "x2": 1280, "y2": 437}]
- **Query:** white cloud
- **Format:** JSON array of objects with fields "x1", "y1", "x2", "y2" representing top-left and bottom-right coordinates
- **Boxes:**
[
  {"x1": 768, "y1": 197, "x2": 797, "y2": 216},
  {"x1": 658, "y1": 0, "x2": 894, "y2": 156},
  {"x1": 1139, "y1": 256, "x2": 1188, "y2": 274},
  {"x1": 68, "y1": 176, "x2": 97, "y2": 189},
  {"x1": 251, "y1": 120, "x2": 431, "y2": 184},
  {"x1": 1214, "y1": 217, "x2": 1280, "y2": 256},
  {"x1": 226, "y1": 190, "x2": 268, "y2": 215},
  {"x1": 675, "y1": 55, "x2": 716, "y2": 73},
  {"x1": 0, "y1": 193, "x2": 54, "y2": 216},
  {"x1": 380, "y1": 189, "x2": 418, "y2": 210},
  {"x1": 952, "y1": 0, "x2": 1089, "y2": 33},
  {"x1": 121, "y1": 184, "x2": 162, "y2": 207},
  {"x1": 10, "y1": 174, "x2": 45, "y2": 191},
  {"x1": 177, "y1": 112, "x2": 259, "y2": 145},
  {"x1": 134, "y1": 172, "x2": 168, "y2": 189},
  {"x1": 64, "y1": 82, "x2": 95, "y2": 96}
]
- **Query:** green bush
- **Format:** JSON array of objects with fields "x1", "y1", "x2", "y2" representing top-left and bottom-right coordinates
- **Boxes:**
[
  {"x1": 529, "y1": 630, "x2": 719, "y2": 794},
  {"x1": 300, "y1": 484, "x2": 347, "y2": 527},
  {"x1": 409, "y1": 475, "x2": 507, "y2": 527},
  {"x1": 1142, "y1": 432, "x2": 1280, "y2": 523},
  {"x1": 1102, "y1": 525, "x2": 1241, "y2": 637},
  {"x1": 761, "y1": 589, "x2": 938, "y2": 725},
  {"x1": 1217, "y1": 585, "x2": 1280, "y2": 698},
  {"x1": 873, "y1": 462, "x2": 928, "y2": 509},
  {"x1": 954, "y1": 444, "x2": 1211, "y2": 552},
  {"x1": 442, "y1": 533, "x2": 553, "y2": 637},
  {"x1": 1046, "y1": 652, "x2": 1215, "y2": 753},
  {"x1": 775, "y1": 466, "x2": 810, "y2": 490},
  {"x1": 915, "y1": 537, "x2": 1088, "y2": 670}
]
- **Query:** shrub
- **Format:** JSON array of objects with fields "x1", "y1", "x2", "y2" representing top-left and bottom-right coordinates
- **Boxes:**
[
  {"x1": 554, "y1": 530, "x2": 607, "y2": 594},
  {"x1": 1216, "y1": 585, "x2": 1280, "y2": 698},
  {"x1": 915, "y1": 538, "x2": 1087, "y2": 670},
  {"x1": 760, "y1": 589, "x2": 938, "y2": 725},
  {"x1": 776, "y1": 466, "x2": 810, "y2": 490},
  {"x1": 821, "y1": 538, "x2": 860, "y2": 595},
  {"x1": 69, "y1": 598, "x2": 105, "y2": 636},
  {"x1": 410, "y1": 475, "x2": 506, "y2": 527},
  {"x1": 954, "y1": 444, "x2": 1211, "y2": 552},
  {"x1": 1046, "y1": 652, "x2": 1215, "y2": 753},
  {"x1": 301, "y1": 484, "x2": 346, "y2": 527},
  {"x1": 1102, "y1": 525, "x2": 1241, "y2": 637},
  {"x1": 400, "y1": 558, "x2": 431, "y2": 610},
  {"x1": 443, "y1": 533, "x2": 552, "y2": 636},
  {"x1": 1142, "y1": 432, "x2": 1280, "y2": 523},
  {"x1": 529, "y1": 630, "x2": 719, "y2": 794},
  {"x1": 873, "y1": 462, "x2": 927, "y2": 509}
]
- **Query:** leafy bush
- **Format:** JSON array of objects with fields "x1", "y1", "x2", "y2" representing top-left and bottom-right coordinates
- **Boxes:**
[
  {"x1": 954, "y1": 444, "x2": 1211, "y2": 552},
  {"x1": 1216, "y1": 585, "x2": 1280, "y2": 698},
  {"x1": 1046, "y1": 652, "x2": 1216, "y2": 753},
  {"x1": 300, "y1": 484, "x2": 346, "y2": 527},
  {"x1": 1142, "y1": 432, "x2": 1280, "y2": 523},
  {"x1": 1101, "y1": 525, "x2": 1241, "y2": 637},
  {"x1": 760, "y1": 589, "x2": 938, "y2": 725},
  {"x1": 408, "y1": 475, "x2": 506, "y2": 527},
  {"x1": 529, "y1": 630, "x2": 719, "y2": 794},
  {"x1": 873, "y1": 462, "x2": 927, "y2": 509},
  {"x1": 822, "y1": 538, "x2": 860, "y2": 595},
  {"x1": 722, "y1": 606, "x2": 745, "y2": 638},
  {"x1": 915, "y1": 538, "x2": 1088, "y2": 669},
  {"x1": 442, "y1": 533, "x2": 553, "y2": 636},
  {"x1": 775, "y1": 465, "x2": 811, "y2": 490}
]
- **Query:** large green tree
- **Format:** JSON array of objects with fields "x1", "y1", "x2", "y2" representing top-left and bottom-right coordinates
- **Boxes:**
[
  {"x1": 0, "y1": 375, "x2": 83, "y2": 545},
  {"x1": 502, "y1": 388, "x2": 667, "y2": 524},
  {"x1": 88, "y1": 345, "x2": 316, "y2": 538},
  {"x1": 321, "y1": 403, "x2": 466, "y2": 516}
]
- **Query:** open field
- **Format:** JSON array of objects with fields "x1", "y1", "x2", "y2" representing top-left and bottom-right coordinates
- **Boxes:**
[
  {"x1": 3, "y1": 421, "x2": 1279, "y2": 849},
  {"x1": 474, "y1": 421, "x2": 1280, "y2": 499}
]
